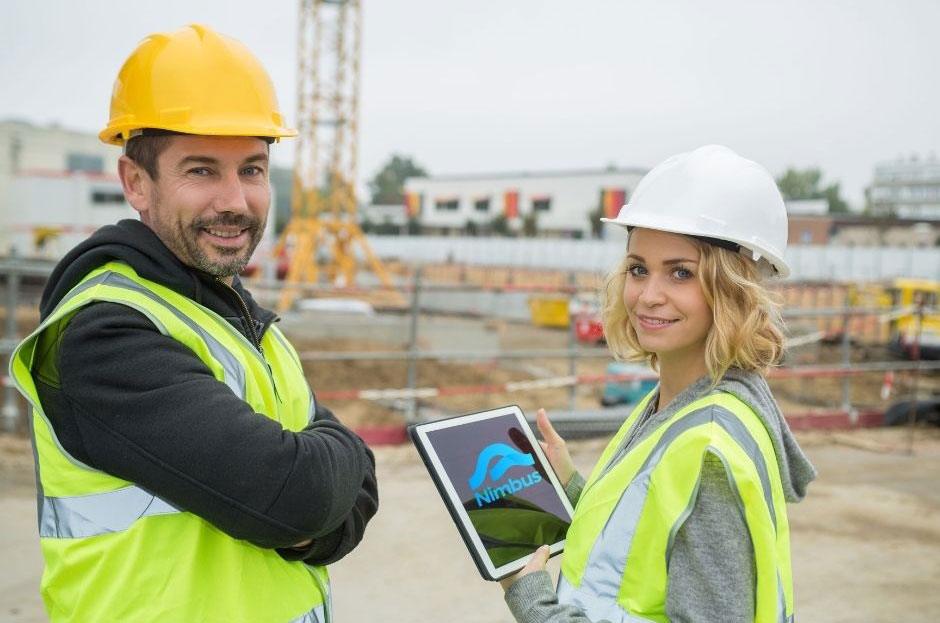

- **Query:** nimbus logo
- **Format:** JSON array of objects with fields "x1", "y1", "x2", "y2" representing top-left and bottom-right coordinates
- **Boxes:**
[{"x1": 468, "y1": 443, "x2": 542, "y2": 507}]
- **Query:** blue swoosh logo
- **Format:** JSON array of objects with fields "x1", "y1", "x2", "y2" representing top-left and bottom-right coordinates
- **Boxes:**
[{"x1": 468, "y1": 443, "x2": 535, "y2": 489}]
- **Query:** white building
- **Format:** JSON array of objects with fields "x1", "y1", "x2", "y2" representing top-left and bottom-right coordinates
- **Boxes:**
[
  {"x1": 1, "y1": 119, "x2": 123, "y2": 255},
  {"x1": 4, "y1": 171, "x2": 134, "y2": 259},
  {"x1": 403, "y1": 167, "x2": 646, "y2": 238},
  {"x1": 868, "y1": 154, "x2": 940, "y2": 219}
]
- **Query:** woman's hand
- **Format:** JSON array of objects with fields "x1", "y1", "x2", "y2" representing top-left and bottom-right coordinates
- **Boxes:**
[
  {"x1": 499, "y1": 545, "x2": 551, "y2": 592},
  {"x1": 536, "y1": 408, "x2": 575, "y2": 486}
]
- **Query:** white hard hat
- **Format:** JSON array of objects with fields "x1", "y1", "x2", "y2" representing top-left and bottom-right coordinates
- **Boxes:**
[{"x1": 602, "y1": 145, "x2": 790, "y2": 278}]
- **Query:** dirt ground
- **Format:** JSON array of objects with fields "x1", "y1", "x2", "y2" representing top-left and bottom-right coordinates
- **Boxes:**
[{"x1": 2, "y1": 427, "x2": 939, "y2": 623}]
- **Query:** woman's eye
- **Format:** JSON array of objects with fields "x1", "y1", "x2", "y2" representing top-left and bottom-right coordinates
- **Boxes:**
[
  {"x1": 673, "y1": 267, "x2": 694, "y2": 280},
  {"x1": 627, "y1": 264, "x2": 647, "y2": 277}
]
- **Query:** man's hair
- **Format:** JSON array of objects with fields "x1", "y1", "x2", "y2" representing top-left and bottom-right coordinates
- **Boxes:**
[
  {"x1": 602, "y1": 236, "x2": 785, "y2": 381},
  {"x1": 124, "y1": 133, "x2": 176, "y2": 180}
]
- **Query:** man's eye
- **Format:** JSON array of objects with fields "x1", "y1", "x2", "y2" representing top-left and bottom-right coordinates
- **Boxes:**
[
  {"x1": 188, "y1": 167, "x2": 212, "y2": 176},
  {"x1": 242, "y1": 166, "x2": 264, "y2": 176}
]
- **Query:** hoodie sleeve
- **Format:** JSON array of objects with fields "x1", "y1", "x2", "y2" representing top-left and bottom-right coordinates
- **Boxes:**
[
  {"x1": 40, "y1": 301, "x2": 375, "y2": 550},
  {"x1": 277, "y1": 404, "x2": 379, "y2": 565}
]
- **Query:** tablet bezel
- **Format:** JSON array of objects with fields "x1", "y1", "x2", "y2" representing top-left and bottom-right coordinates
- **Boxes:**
[{"x1": 410, "y1": 405, "x2": 575, "y2": 581}]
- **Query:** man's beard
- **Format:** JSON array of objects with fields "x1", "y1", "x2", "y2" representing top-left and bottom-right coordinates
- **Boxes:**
[{"x1": 155, "y1": 208, "x2": 265, "y2": 278}]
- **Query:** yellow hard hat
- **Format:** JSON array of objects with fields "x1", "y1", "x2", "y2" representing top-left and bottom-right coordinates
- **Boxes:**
[{"x1": 99, "y1": 24, "x2": 296, "y2": 145}]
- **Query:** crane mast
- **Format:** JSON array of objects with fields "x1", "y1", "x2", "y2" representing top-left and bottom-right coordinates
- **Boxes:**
[{"x1": 277, "y1": 0, "x2": 394, "y2": 311}]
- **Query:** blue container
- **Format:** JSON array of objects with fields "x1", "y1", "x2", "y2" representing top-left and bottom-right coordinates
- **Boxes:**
[{"x1": 601, "y1": 362, "x2": 658, "y2": 407}]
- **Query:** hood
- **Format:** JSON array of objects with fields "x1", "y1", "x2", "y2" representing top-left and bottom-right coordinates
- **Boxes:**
[
  {"x1": 39, "y1": 219, "x2": 275, "y2": 332},
  {"x1": 717, "y1": 368, "x2": 817, "y2": 502}
]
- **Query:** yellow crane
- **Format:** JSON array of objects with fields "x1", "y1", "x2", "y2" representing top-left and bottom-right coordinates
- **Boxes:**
[{"x1": 275, "y1": 0, "x2": 397, "y2": 312}]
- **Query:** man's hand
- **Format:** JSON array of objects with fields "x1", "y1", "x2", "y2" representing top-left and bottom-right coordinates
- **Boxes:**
[
  {"x1": 499, "y1": 545, "x2": 551, "y2": 592},
  {"x1": 536, "y1": 409, "x2": 575, "y2": 486}
]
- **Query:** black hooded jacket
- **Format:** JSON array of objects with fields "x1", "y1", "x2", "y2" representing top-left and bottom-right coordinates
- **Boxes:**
[{"x1": 33, "y1": 219, "x2": 377, "y2": 564}]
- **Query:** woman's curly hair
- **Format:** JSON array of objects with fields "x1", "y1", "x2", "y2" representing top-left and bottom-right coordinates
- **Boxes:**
[{"x1": 602, "y1": 236, "x2": 785, "y2": 382}]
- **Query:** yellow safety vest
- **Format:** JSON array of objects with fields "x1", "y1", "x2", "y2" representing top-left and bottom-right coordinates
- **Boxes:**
[
  {"x1": 10, "y1": 261, "x2": 330, "y2": 623},
  {"x1": 558, "y1": 390, "x2": 794, "y2": 623}
]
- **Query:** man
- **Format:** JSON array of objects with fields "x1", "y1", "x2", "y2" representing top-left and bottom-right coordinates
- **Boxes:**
[{"x1": 9, "y1": 24, "x2": 377, "y2": 622}]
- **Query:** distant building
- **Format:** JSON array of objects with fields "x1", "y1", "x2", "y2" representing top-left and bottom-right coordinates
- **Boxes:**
[
  {"x1": 828, "y1": 216, "x2": 939, "y2": 247},
  {"x1": 5, "y1": 171, "x2": 134, "y2": 258},
  {"x1": 402, "y1": 167, "x2": 647, "y2": 238},
  {"x1": 360, "y1": 203, "x2": 407, "y2": 231},
  {"x1": 868, "y1": 154, "x2": 940, "y2": 219},
  {"x1": 788, "y1": 215, "x2": 834, "y2": 245},
  {"x1": 0, "y1": 119, "x2": 122, "y2": 253}
]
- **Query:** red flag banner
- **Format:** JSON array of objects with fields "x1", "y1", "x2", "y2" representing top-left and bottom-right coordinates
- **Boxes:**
[
  {"x1": 603, "y1": 188, "x2": 626, "y2": 219},
  {"x1": 504, "y1": 190, "x2": 519, "y2": 219},
  {"x1": 404, "y1": 192, "x2": 421, "y2": 217}
]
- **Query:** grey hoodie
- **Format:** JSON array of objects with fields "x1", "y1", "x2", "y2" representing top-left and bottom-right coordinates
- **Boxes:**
[{"x1": 504, "y1": 369, "x2": 816, "y2": 623}]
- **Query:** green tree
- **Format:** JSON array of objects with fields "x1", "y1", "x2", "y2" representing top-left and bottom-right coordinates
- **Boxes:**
[
  {"x1": 368, "y1": 154, "x2": 428, "y2": 205},
  {"x1": 406, "y1": 216, "x2": 422, "y2": 235},
  {"x1": 522, "y1": 212, "x2": 538, "y2": 237},
  {"x1": 489, "y1": 214, "x2": 509, "y2": 236},
  {"x1": 776, "y1": 167, "x2": 849, "y2": 214},
  {"x1": 588, "y1": 205, "x2": 604, "y2": 238},
  {"x1": 465, "y1": 220, "x2": 480, "y2": 237}
]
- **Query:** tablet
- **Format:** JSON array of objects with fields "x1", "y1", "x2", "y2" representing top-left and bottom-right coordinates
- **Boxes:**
[{"x1": 409, "y1": 405, "x2": 575, "y2": 581}]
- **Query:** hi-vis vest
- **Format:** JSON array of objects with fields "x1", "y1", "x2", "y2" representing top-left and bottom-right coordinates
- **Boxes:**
[
  {"x1": 558, "y1": 389, "x2": 794, "y2": 623},
  {"x1": 10, "y1": 261, "x2": 330, "y2": 623}
]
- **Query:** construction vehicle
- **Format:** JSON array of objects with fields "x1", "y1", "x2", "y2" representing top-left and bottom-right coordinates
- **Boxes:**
[
  {"x1": 887, "y1": 278, "x2": 940, "y2": 360},
  {"x1": 528, "y1": 296, "x2": 569, "y2": 328}
]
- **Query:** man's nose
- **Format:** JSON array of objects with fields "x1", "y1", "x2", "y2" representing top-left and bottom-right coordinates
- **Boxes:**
[{"x1": 215, "y1": 171, "x2": 249, "y2": 213}]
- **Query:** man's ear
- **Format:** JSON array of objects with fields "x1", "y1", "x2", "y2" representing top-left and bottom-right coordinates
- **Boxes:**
[{"x1": 117, "y1": 155, "x2": 152, "y2": 218}]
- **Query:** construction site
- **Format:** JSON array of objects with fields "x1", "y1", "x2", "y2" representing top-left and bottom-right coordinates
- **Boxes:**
[
  {"x1": 2, "y1": 256, "x2": 940, "y2": 621},
  {"x1": 2, "y1": 0, "x2": 940, "y2": 622}
]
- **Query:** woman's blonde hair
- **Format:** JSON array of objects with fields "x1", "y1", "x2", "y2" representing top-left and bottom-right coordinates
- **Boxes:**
[{"x1": 602, "y1": 236, "x2": 785, "y2": 381}]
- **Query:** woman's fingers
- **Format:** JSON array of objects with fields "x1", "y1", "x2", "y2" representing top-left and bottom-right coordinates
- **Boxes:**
[
  {"x1": 525, "y1": 545, "x2": 551, "y2": 573},
  {"x1": 536, "y1": 408, "x2": 565, "y2": 446}
]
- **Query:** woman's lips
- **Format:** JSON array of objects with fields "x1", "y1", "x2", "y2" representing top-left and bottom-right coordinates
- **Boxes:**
[{"x1": 636, "y1": 315, "x2": 679, "y2": 331}]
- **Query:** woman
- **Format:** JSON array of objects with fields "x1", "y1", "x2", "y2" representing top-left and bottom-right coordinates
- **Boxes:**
[{"x1": 501, "y1": 145, "x2": 816, "y2": 623}]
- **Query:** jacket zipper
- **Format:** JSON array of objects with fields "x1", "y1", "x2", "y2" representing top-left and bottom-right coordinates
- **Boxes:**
[{"x1": 215, "y1": 277, "x2": 282, "y2": 403}]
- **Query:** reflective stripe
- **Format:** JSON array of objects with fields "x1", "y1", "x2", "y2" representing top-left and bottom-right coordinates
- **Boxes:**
[
  {"x1": 289, "y1": 603, "x2": 326, "y2": 623},
  {"x1": 39, "y1": 485, "x2": 179, "y2": 538},
  {"x1": 557, "y1": 575, "x2": 650, "y2": 623},
  {"x1": 560, "y1": 405, "x2": 782, "y2": 622}
]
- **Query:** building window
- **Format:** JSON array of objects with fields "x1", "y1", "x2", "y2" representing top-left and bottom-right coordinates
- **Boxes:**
[
  {"x1": 91, "y1": 190, "x2": 126, "y2": 205},
  {"x1": 435, "y1": 199, "x2": 459, "y2": 211},
  {"x1": 532, "y1": 197, "x2": 551, "y2": 212},
  {"x1": 67, "y1": 153, "x2": 104, "y2": 173},
  {"x1": 474, "y1": 198, "x2": 490, "y2": 212}
]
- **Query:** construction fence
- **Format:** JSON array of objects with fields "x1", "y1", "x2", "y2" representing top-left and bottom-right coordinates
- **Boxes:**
[{"x1": 2, "y1": 253, "x2": 938, "y2": 438}]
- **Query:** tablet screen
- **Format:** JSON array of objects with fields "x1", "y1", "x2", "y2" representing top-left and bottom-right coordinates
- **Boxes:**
[{"x1": 421, "y1": 410, "x2": 573, "y2": 570}]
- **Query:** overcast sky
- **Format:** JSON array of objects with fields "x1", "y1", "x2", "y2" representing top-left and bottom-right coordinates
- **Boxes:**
[{"x1": 2, "y1": 0, "x2": 938, "y2": 208}]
